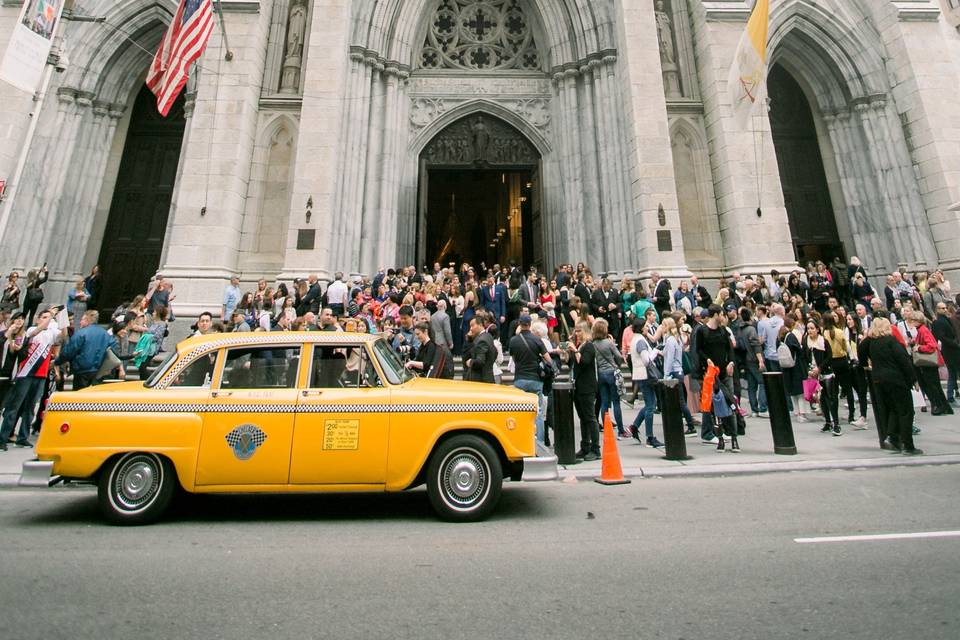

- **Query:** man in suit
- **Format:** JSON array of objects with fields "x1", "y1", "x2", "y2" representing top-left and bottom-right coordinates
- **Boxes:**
[
  {"x1": 854, "y1": 303, "x2": 873, "y2": 334},
  {"x1": 430, "y1": 299, "x2": 454, "y2": 351},
  {"x1": 932, "y1": 302, "x2": 960, "y2": 405},
  {"x1": 573, "y1": 275, "x2": 592, "y2": 316},
  {"x1": 519, "y1": 270, "x2": 541, "y2": 313},
  {"x1": 299, "y1": 274, "x2": 322, "y2": 315},
  {"x1": 464, "y1": 316, "x2": 496, "y2": 383},
  {"x1": 479, "y1": 275, "x2": 507, "y2": 328},
  {"x1": 690, "y1": 275, "x2": 713, "y2": 309},
  {"x1": 651, "y1": 271, "x2": 671, "y2": 319},
  {"x1": 591, "y1": 278, "x2": 621, "y2": 338}
]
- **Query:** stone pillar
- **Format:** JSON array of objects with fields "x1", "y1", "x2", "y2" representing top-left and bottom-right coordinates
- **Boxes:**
[
  {"x1": 613, "y1": 0, "x2": 688, "y2": 277},
  {"x1": 160, "y1": 5, "x2": 273, "y2": 317},
  {"x1": 280, "y1": 0, "x2": 352, "y2": 283},
  {"x1": 686, "y1": 2, "x2": 796, "y2": 276},
  {"x1": 577, "y1": 63, "x2": 605, "y2": 269}
]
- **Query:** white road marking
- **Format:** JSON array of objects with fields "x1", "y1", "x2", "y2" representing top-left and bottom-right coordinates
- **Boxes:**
[{"x1": 795, "y1": 530, "x2": 960, "y2": 544}]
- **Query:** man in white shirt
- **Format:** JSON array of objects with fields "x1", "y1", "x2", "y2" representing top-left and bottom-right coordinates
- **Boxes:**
[{"x1": 326, "y1": 272, "x2": 349, "y2": 317}]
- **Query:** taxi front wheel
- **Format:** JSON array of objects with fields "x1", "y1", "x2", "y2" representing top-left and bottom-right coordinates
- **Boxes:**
[
  {"x1": 427, "y1": 435, "x2": 503, "y2": 522},
  {"x1": 98, "y1": 453, "x2": 176, "y2": 526}
]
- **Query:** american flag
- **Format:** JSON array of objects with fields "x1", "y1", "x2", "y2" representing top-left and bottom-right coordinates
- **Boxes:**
[{"x1": 146, "y1": 0, "x2": 215, "y2": 116}]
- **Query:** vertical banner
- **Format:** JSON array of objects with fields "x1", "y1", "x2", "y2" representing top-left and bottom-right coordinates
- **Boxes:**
[{"x1": 0, "y1": 0, "x2": 66, "y2": 93}]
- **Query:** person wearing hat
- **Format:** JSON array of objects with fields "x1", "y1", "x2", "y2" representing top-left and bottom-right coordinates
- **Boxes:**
[
  {"x1": 509, "y1": 313, "x2": 552, "y2": 443},
  {"x1": 230, "y1": 310, "x2": 251, "y2": 332}
]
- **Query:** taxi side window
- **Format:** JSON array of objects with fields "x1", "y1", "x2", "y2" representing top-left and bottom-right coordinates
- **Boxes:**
[
  {"x1": 221, "y1": 346, "x2": 301, "y2": 389},
  {"x1": 169, "y1": 353, "x2": 217, "y2": 389},
  {"x1": 311, "y1": 345, "x2": 381, "y2": 389}
]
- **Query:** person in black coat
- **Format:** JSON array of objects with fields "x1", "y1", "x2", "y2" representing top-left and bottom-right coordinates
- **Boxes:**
[
  {"x1": 931, "y1": 303, "x2": 959, "y2": 404},
  {"x1": 651, "y1": 272, "x2": 671, "y2": 320},
  {"x1": 566, "y1": 320, "x2": 600, "y2": 461},
  {"x1": 860, "y1": 317, "x2": 920, "y2": 454},
  {"x1": 464, "y1": 316, "x2": 496, "y2": 383}
]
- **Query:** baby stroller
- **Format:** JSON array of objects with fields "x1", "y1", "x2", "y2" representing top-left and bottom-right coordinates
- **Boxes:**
[{"x1": 711, "y1": 386, "x2": 740, "y2": 452}]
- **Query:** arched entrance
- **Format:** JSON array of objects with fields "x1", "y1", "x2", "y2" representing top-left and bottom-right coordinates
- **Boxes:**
[
  {"x1": 416, "y1": 114, "x2": 543, "y2": 269},
  {"x1": 96, "y1": 85, "x2": 186, "y2": 311},
  {"x1": 768, "y1": 64, "x2": 843, "y2": 265}
]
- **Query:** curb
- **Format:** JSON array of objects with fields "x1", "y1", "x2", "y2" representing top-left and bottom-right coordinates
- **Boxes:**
[{"x1": 558, "y1": 454, "x2": 960, "y2": 480}]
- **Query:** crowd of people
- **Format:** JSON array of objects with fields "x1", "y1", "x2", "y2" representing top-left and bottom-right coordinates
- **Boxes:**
[{"x1": 1, "y1": 257, "x2": 958, "y2": 459}]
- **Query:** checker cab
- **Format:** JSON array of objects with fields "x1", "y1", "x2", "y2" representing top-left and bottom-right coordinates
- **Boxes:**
[{"x1": 21, "y1": 332, "x2": 557, "y2": 524}]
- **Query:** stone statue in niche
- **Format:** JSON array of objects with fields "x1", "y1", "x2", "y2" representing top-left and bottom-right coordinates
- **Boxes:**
[
  {"x1": 655, "y1": 0, "x2": 682, "y2": 98},
  {"x1": 471, "y1": 117, "x2": 491, "y2": 164},
  {"x1": 280, "y1": 0, "x2": 308, "y2": 94}
]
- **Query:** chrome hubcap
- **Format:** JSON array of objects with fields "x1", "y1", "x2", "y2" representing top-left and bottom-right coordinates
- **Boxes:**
[
  {"x1": 442, "y1": 449, "x2": 487, "y2": 508},
  {"x1": 113, "y1": 455, "x2": 161, "y2": 511}
]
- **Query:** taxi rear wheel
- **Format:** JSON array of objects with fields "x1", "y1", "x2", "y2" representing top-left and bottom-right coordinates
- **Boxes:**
[
  {"x1": 427, "y1": 435, "x2": 502, "y2": 522},
  {"x1": 98, "y1": 453, "x2": 176, "y2": 526}
]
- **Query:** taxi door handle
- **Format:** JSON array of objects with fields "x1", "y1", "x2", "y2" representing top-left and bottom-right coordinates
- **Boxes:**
[
  {"x1": 212, "y1": 391, "x2": 234, "y2": 398},
  {"x1": 302, "y1": 390, "x2": 324, "y2": 397}
]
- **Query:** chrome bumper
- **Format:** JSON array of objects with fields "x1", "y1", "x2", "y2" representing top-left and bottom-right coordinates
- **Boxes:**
[
  {"x1": 19, "y1": 459, "x2": 61, "y2": 487},
  {"x1": 521, "y1": 443, "x2": 559, "y2": 482}
]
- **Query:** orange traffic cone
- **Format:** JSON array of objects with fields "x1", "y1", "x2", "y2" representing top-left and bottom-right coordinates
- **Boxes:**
[{"x1": 594, "y1": 411, "x2": 631, "y2": 485}]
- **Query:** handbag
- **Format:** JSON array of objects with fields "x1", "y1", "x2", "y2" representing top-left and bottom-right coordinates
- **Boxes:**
[
  {"x1": 911, "y1": 388, "x2": 926, "y2": 409},
  {"x1": 912, "y1": 349, "x2": 939, "y2": 368},
  {"x1": 597, "y1": 342, "x2": 625, "y2": 395},
  {"x1": 777, "y1": 341, "x2": 795, "y2": 368},
  {"x1": 96, "y1": 348, "x2": 122, "y2": 381},
  {"x1": 802, "y1": 378, "x2": 821, "y2": 402},
  {"x1": 681, "y1": 350, "x2": 692, "y2": 376}
]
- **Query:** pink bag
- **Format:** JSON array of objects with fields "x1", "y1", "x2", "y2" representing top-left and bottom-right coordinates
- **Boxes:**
[{"x1": 803, "y1": 378, "x2": 821, "y2": 402}]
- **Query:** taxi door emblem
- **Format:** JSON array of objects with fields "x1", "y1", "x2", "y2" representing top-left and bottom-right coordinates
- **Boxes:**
[{"x1": 225, "y1": 424, "x2": 267, "y2": 461}]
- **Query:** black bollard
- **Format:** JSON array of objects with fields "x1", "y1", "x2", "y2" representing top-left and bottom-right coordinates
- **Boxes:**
[
  {"x1": 763, "y1": 371, "x2": 797, "y2": 455},
  {"x1": 659, "y1": 378, "x2": 692, "y2": 461},
  {"x1": 551, "y1": 382, "x2": 577, "y2": 465}
]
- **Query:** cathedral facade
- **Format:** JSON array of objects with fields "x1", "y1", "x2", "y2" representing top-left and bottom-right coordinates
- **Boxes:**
[{"x1": 0, "y1": 0, "x2": 958, "y2": 315}]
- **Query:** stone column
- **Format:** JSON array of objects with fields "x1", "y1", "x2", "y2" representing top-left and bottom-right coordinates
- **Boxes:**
[
  {"x1": 599, "y1": 54, "x2": 634, "y2": 275},
  {"x1": 613, "y1": 0, "x2": 688, "y2": 277},
  {"x1": 685, "y1": 2, "x2": 795, "y2": 276},
  {"x1": 279, "y1": 0, "x2": 352, "y2": 283},
  {"x1": 577, "y1": 63, "x2": 605, "y2": 269},
  {"x1": 160, "y1": 5, "x2": 273, "y2": 316}
]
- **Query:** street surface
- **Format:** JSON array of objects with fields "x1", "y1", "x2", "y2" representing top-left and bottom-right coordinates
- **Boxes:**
[{"x1": 1, "y1": 467, "x2": 958, "y2": 639}]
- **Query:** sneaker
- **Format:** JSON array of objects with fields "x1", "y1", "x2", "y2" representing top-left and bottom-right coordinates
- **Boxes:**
[
  {"x1": 646, "y1": 437, "x2": 665, "y2": 449},
  {"x1": 880, "y1": 441, "x2": 901, "y2": 452},
  {"x1": 902, "y1": 448, "x2": 924, "y2": 456},
  {"x1": 701, "y1": 436, "x2": 718, "y2": 445},
  {"x1": 912, "y1": 426, "x2": 921, "y2": 435},
  {"x1": 684, "y1": 427, "x2": 698, "y2": 437},
  {"x1": 853, "y1": 417, "x2": 868, "y2": 430},
  {"x1": 833, "y1": 425, "x2": 842, "y2": 436},
  {"x1": 584, "y1": 452, "x2": 600, "y2": 461},
  {"x1": 15, "y1": 440, "x2": 31, "y2": 448},
  {"x1": 756, "y1": 411, "x2": 769, "y2": 418},
  {"x1": 821, "y1": 423, "x2": 832, "y2": 433}
]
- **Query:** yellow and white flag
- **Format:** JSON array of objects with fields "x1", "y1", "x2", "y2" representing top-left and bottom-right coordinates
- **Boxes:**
[{"x1": 727, "y1": 0, "x2": 770, "y2": 129}]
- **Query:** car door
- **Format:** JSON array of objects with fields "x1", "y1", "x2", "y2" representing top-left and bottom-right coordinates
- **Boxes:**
[
  {"x1": 194, "y1": 345, "x2": 303, "y2": 486},
  {"x1": 289, "y1": 342, "x2": 390, "y2": 485}
]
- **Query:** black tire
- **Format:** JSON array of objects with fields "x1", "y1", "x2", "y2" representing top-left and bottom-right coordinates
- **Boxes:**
[
  {"x1": 426, "y1": 435, "x2": 503, "y2": 522},
  {"x1": 97, "y1": 453, "x2": 176, "y2": 526}
]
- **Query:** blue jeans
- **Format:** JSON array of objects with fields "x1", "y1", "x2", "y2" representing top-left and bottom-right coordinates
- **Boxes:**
[
  {"x1": 947, "y1": 363, "x2": 957, "y2": 403},
  {"x1": 0, "y1": 376, "x2": 45, "y2": 443},
  {"x1": 743, "y1": 365, "x2": 767, "y2": 413},
  {"x1": 597, "y1": 370, "x2": 624, "y2": 432},
  {"x1": 514, "y1": 377, "x2": 546, "y2": 442},
  {"x1": 668, "y1": 372, "x2": 696, "y2": 428},
  {"x1": 631, "y1": 379, "x2": 658, "y2": 438}
]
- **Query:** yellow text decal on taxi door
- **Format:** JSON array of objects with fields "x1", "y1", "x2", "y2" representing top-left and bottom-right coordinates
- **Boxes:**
[{"x1": 323, "y1": 419, "x2": 360, "y2": 451}]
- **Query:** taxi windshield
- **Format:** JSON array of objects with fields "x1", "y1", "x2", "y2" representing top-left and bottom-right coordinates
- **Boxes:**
[
  {"x1": 373, "y1": 338, "x2": 414, "y2": 385},
  {"x1": 144, "y1": 351, "x2": 177, "y2": 388}
]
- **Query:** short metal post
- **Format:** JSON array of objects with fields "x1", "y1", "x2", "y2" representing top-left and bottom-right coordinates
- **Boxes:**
[
  {"x1": 551, "y1": 382, "x2": 577, "y2": 465},
  {"x1": 763, "y1": 371, "x2": 797, "y2": 455},
  {"x1": 659, "y1": 378, "x2": 692, "y2": 461}
]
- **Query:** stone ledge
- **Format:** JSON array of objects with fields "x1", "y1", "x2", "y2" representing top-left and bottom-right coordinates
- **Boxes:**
[
  {"x1": 219, "y1": 1, "x2": 260, "y2": 13},
  {"x1": 892, "y1": 0, "x2": 941, "y2": 22},
  {"x1": 701, "y1": 0, "x2": 751, "y2": 22}
]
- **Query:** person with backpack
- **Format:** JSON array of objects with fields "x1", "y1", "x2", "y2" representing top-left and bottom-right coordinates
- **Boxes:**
[{"x1": 777, "y1": 316, "x2": 809, "y2": 422}]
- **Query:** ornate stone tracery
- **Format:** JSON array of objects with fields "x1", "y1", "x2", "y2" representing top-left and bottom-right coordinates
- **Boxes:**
[
  {"x1": 421, "y1": 115, "x2": 539, "y2": 166},
  {"x1": 419, "y1": 0, "x2": 542, "y2": 71}
]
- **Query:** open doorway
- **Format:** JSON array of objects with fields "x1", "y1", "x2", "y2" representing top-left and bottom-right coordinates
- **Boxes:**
[{"x1": 423, "y1": 169, "x2": 534, "y2": 269}]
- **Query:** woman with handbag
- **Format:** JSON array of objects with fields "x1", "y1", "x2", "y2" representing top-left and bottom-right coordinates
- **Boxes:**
[
  {"x1": 592, "y1": 319, "x2": 627, "y2": 439},
  {"x1": 863, "y1": 318, "x2": 921, "y2": 453},
  {"x1": 804, "y1": 319, "x2": 841, "y2": 436},
  {"x1": 822, "y1": 312, "x2": 851, "y2": 436},
  {"x1": 907, "y1": 311, "x2": 952, "y2": 415},
  {"x1": 777, "y1": 316, "x2": 810, "y2": 422},
  {"x1": 628, "y1": 317, "x2": 665, "y2": 448}
]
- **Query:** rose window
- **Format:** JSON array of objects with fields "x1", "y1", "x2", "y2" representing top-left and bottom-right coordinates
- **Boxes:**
[{"x1": 420, "y1": 0, "x2": 542, "y2": 71}]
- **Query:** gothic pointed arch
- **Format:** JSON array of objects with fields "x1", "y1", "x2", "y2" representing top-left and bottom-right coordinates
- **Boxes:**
[{"x1": 669, "y1": 117, "x2": 721, "y2": 265}]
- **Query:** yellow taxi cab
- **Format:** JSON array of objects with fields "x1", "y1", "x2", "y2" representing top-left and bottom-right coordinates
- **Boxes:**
[{"x1": 20, "y1": 332, "x2": 557, "y2": 524}]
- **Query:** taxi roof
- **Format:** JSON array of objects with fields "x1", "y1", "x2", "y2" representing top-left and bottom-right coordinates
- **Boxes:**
[{"x1": 176, "y1": 330, "x2": 381, "y2": 356}]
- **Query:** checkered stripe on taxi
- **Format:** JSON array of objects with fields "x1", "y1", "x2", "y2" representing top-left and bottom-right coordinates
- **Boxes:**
[{"x1": 44, "y1": 402, "x2": 538, "y2": 414}]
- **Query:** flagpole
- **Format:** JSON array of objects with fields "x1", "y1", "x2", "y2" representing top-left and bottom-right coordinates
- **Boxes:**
[{"x1": 214, "y1": 1, "x2": 234, "y2": 61}]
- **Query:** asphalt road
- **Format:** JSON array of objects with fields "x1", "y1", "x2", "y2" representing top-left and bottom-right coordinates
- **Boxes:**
[{"x1": 1, "y1": 467, "x2": 958, "y2": 640}]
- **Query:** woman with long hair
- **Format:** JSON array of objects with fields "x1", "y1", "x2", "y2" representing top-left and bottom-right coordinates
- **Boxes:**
[
  {"x1": 821, "y1": 312, "x2": 850, "y2": 436},
  {"x1": 778, "y1": 316, "x2": 809, "y2": 422},
  {"x1": 862, "y1": 318, "x2": 922, "y2": 453},
  {"x1": 592, "y1": 319, "x2": 627, "y2": 439},
  {"x1": 804, "y1": 318, "x2": 841, "y2": 436},
  {"x1": 627, "y1": 317, "x2": 664, "y2": 447},
  {"x1": 845, "y1": 313, "x2": 870, "y2": 427},
  {"x1": 661, "y1": 317, "x2": 698, "y2": 435}
]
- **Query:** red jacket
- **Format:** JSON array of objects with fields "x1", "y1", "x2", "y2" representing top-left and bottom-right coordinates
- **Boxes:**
[{"x1": 915, "y1": 324, "x2": 945, "y2": 366}]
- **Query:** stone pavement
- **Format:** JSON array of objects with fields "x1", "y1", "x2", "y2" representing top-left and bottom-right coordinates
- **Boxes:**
[
  {"x1": 554, "y1": 403, "x2": 960, "y2": 479},
  {"x1": 1, "y1": 404, "x2": 958, "y2": 488}
]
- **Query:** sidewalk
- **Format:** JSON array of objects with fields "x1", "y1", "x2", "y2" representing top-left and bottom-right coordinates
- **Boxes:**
[
  {"x1": 1, "y1": 406, "x2": 957, "y2": 487},
  {"x1": 555, "y1": 403, "x2": 960, "y2": 479}
]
